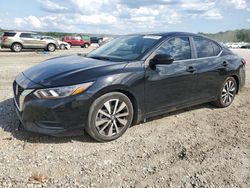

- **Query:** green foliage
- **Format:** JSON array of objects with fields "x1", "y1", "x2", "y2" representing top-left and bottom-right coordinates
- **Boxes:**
[
  {"x1": 0, "y1": 27, "x2": 4, "y2": 36},
  {"x1": 199, "y1": 29, "x2": 250, "y2": 42},
  {"x1": 235, "y1": 30, "x2": 250, "y2": 42}
]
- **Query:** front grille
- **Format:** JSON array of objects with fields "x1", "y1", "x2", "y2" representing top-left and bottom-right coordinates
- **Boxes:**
[{"x1": 13, "y1": 81, "x2": 24, "y2": 108}]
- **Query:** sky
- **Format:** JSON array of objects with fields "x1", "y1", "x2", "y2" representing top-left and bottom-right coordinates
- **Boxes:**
[{"x1": 0, "y1": 0, "x2": 249, "y2": 34}]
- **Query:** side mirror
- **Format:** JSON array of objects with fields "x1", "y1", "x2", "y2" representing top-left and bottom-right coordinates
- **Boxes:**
[
  {"x1": 40, "y1": 37, "x2": 44, "y2": 40},
  {"x1": 149, "y1": 54, "x2": 174, "y2": 69}
]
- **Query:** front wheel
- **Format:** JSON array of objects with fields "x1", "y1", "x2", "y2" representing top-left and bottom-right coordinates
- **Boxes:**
[
  {"x1": 86, "y1": 92, "x2": 134, "y2": 142},
  {"x1": 60, "y1": 44, "x2": 66, "y2": 50},
  {"x1": 84, "y1": 43, "x2": 90, "y2": 48},
  {"x1": 212, "y1": 77, "x2": 237, "y2": 108}
]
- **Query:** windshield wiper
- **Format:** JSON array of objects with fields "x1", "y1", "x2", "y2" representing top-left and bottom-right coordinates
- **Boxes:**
[{"x1": 89, "y1": 56, "x2": 111, "y2": 61}]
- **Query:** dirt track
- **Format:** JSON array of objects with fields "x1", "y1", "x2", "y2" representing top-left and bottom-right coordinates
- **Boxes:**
[{"x1": 0, "y1": 48, "x2": 249, "y2": 187}]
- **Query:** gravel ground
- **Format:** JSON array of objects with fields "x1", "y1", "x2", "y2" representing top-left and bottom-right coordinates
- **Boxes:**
[{"x1": 0, "y1": 47, "x2": 249, "y2": 187}]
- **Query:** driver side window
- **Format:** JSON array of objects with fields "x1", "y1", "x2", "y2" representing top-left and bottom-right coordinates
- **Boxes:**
[{"x1": 157, "y1": 37, "x2": 191, "y2": 61}]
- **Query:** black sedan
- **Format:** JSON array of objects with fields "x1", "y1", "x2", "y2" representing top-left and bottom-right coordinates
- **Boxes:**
[
  {"x1": 13, "y1": 32, "x2": 246, "y2": 141},
  {"x1": 241, "y1": 45, "x2": 250, "y2": 49}
]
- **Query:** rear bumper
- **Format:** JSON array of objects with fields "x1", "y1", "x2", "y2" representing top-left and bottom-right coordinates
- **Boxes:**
[
  {"x1": 239, "y1": 65, "x2": 246, "y2": 90},
  {"x1": 1, "y1": 43, "x2": 11, "y2": 48}
]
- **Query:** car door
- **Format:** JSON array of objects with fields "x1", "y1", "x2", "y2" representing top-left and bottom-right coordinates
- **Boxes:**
[
  {"x1": 20, "y1": 33, "x2": 35, "y2": 48},
  {"x1": 72, "y1": 36, "x2": 80, "y2": 46},
  {"x1": 191, "y1": 37, "x2": 225, "y2": 100},
  {"x1": 33, "y1": 35, "x2": 48, "y2": 48},
  {"x1": 145, "y1": 37, "x2": 198, "y2": 115}
]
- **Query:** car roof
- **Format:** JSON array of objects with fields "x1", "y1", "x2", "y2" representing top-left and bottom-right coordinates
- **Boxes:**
[
  {"x1": 4, "y1": 31, "x2": 37, "y2": 34},
  {"x1": 129, "y1": 32, "x2": 220, "y2": 44},
  {"x1": 131, "y1": 32, "x2": 206, "y2": 38}
]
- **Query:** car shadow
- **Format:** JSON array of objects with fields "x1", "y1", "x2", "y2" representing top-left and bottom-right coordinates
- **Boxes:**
[
  {"x1": 0, "y1": 97, "x2": 216, "y2": 144},
  {"x1": 143, "y1": 103, "x2": 217, "y2": 124},
  {"x1": 0, "y1": 49, "x2": 48, "y2": 53},
  {"x1": 0, "y1": 98, "x2": 96, "y2": 144}
]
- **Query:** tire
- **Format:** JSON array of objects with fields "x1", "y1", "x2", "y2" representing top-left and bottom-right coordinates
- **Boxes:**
[
  {"x1": 11, "y1": 43, "x2": 22, "y2": 52},
  {"x1": 47, "y1": 43, "x2": 56, "y2": 52},
  {"x1": 212, "y1": 77, "x2": 237, "y2": 108},
  {"x1": 60, "y1": 44, "x2": 66, "y2": 50},
  {"x1": 84, "y1": 43, "x2": 89, "y2": 48},
  {"x1": 86, "y1": 92, "x2": 134, "y2": 142}
]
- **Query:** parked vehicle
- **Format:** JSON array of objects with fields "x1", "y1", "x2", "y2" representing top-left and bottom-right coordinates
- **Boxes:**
[
  {"x1": 81, "y1": 35, "x2": 91, "y2": 43},
  {"x1": 90, "y1": 37, "x2": 103, "y2": 44},
  {"x1": 63, "y1": 36, "x2": 90, "y2": 48},
  {"x1": 13, "y1": 32, "x2": 246, "y2": 141},
  {"x1": 1, "y1": 31, "x2": 59, "y2": 52},
  {"x1": 42, "y1": 36, "x2": 70, "y2": 50},
  {"x1": 241, "y1": 44, "x2": 250, "y2": 49},
  {"x1": 99, "y1": 37, "x2": 114, "y2": 46}
]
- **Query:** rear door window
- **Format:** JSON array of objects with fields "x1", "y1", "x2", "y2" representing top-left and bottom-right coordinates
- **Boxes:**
[
  {"x1": 212, "y1": 42, "x2": 222, "y2": 56},
  {"x1": 20, "y1": 33, "x2": 33, "y2": 38},
  {"x1": 3, "y1": 32, "x2": 16, "y2": 37},
  {"x1": 157, "y1": 37, "x2": 192, "y2": 61},
  {"x1": 193, "y1": 37, "x2": 221, "y2": 58}
]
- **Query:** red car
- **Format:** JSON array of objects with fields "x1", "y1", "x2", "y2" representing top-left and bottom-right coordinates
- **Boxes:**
[{"x1": 63, "y1": 36, "x2": 90, "y2": 48}]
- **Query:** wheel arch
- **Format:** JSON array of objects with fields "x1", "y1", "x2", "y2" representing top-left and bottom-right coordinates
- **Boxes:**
[
  {"x1": 230, "y1": 75, "x2": 240, "y2": 94},
  {"x1": 46, "y1": 43, "x2": 56, "y2": 51},
  {"x1": 11, "y1": 42, "x2": 23, "y2": 48},
  {"x1": 47, "y1": 43, "x2": 56, "y2": 47},
  {"x1": 89, "y1": 86, "x2": 141, "y2": 125}
]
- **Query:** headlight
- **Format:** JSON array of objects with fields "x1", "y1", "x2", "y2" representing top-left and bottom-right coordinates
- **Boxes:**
[{"x1": 34, "y1": 82, "x2": 94, "y2": 99}]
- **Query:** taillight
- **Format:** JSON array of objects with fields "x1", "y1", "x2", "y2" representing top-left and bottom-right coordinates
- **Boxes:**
[
  {"x1": 242, "y1": 59, "x2": 247, "y2": 65},
  {"x1": 2, "y1": 36, "x2": 7, "y2": 42}
]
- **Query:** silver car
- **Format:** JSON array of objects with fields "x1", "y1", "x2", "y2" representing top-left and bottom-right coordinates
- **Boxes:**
[
  {"x1": 42, "y1": 36, "x2": 71, "y2": 50},
  {"x1": 1, "y1": 31, "x2": 59, "y2": 52}
]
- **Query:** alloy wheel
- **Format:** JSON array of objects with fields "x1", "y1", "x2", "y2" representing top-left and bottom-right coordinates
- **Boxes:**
[
  {"x1": 95, "y1": 99, "x2": 129, "y2": 137},
  {"x1": 60, "y1": 44, "x2": 66, "y2": 50},
  {"x1": 13, "y1": 44, "x2": 22, "y2": 52},
  {"x1": 221, "y1": 80, "x2": 236, "y2": 105},
  {"x1": 48, "y1": 44, "x2": 55, "y2": 52}
]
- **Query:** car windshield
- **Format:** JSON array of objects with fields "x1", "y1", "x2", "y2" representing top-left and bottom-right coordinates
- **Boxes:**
[{"x1": 87, "y1": 35, "x2": 162, "y2": 62}]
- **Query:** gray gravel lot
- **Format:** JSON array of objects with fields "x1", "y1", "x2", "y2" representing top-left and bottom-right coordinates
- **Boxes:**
[{"x1": 0, "y1": 47, "x2": 249, "y2": 187}]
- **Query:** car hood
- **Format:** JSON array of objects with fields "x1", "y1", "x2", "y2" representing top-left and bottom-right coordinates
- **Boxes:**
[{"x1": 22, "y1": 55, "x2": 128, "y2": 88}]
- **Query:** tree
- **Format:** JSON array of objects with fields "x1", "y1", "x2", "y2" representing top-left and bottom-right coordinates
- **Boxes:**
[{"x1": 236, "y1": 30, "x2": 250, "y2": 42}]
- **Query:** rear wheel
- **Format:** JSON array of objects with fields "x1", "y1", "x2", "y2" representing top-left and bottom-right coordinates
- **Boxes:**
[
  {"x1": 212, "y1": 77, "x2": 237, "y2": 108},
  {"x1": 11, "y1": 43, "x2": 22, "y2": 52},
  {"x1": 47, "y1": 43, "x2": 56, "y2": 52},
  {"x1": 86, "y1": 92, "x2": 134, "y2": 142}
]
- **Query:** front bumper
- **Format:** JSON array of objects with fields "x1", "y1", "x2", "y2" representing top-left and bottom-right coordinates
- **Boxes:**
[{"x1": 13, "y1": 79, "x2": 92, "y2": 136}]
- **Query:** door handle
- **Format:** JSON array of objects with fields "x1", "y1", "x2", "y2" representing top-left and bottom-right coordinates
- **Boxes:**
[
  {"x1": 186, "y1": 66, "x2": 196, "y2": 73},
  {"x1": 222, "y1": 62, "x2": 228, "y2": 67}
]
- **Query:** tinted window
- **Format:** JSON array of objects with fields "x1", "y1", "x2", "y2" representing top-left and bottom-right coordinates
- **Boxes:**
[
  {"x1": 157, "y1": 37, "x2": 191, "y2": 61},
  {"x1": 87, "y1": 35, "x2": 160, "y2": 61},
  {"x1": 193, "y1": 37, "x2": 221, "y2": 58},
  {"x1": 212, "y1": 42, "x2": 221, "y2": 56},
  {"x1": 20, "y1": 33, "x2": 32, "y2": 38},
  {"x1": 3, "y1": 32, "x2": 16, "y2": 37}
]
